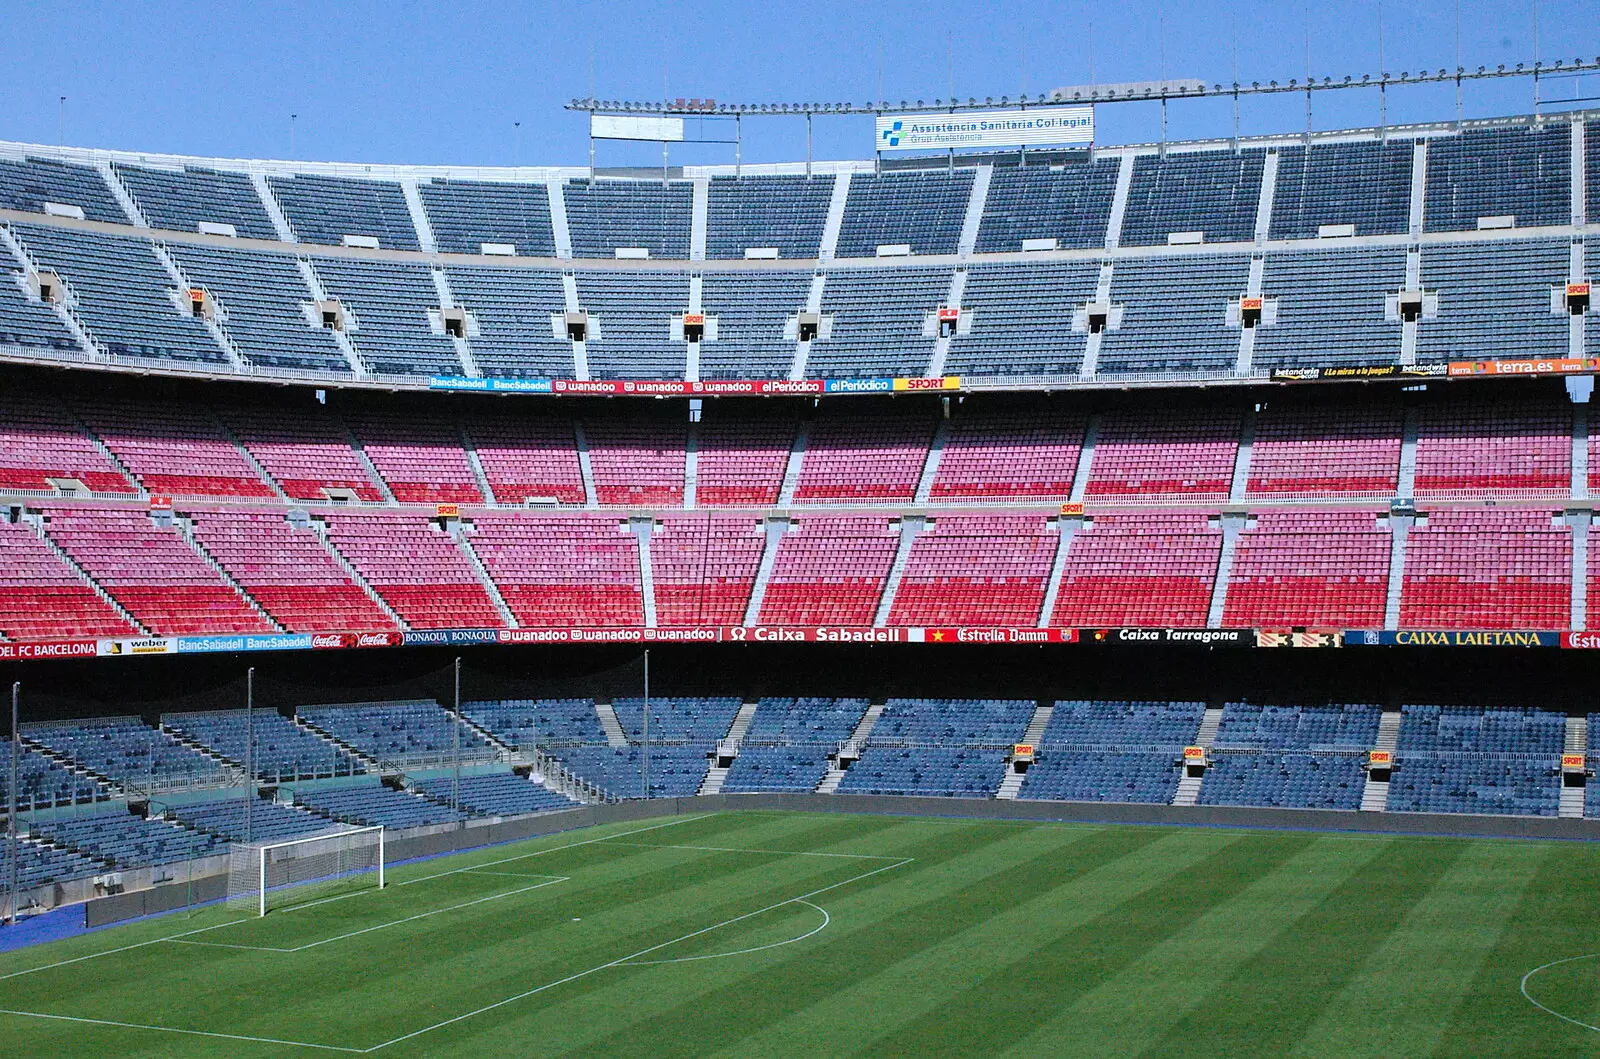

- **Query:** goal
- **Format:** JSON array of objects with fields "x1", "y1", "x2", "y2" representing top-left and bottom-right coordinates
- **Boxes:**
[{"x1": 227, "y1": 826, "x2": 385, "y2": 917}]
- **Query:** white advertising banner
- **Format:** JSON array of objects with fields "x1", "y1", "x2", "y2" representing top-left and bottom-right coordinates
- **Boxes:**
[
  {"x1": 875, "y1": 106, "x2": 1093, "y2": 152},
  {"x1": 591, "y1": 114, "x2": 686, "y2": 142}
]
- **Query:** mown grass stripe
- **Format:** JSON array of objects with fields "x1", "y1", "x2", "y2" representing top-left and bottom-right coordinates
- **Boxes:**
[
  {"x1": 1009, "y1": 835, "x2": 1387, "y2": 1057},
  {"x1": 709, "y1": 826, "x2": 1243, "y2": 1058},
  {"x1": 1285, "y1": 839, "x2": 1551, "y2": 1058},
  {"x1": 1141, "y1": 836, "x2": 1466, "y2": 1058}
]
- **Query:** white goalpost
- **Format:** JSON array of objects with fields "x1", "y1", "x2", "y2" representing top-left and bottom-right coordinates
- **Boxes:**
[{"x1": 227, "y1": 826, "x2": 385, "y2": 917}]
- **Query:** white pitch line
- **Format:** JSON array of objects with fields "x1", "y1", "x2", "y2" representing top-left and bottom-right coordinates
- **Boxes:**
[
  {"x1": 171, "y1": 877, "x2": 570, "y2": 954},
  {"x1": 397, "y1": 813, "x2": 716, "y2": 887},
  {"x1": 0, "y1": 1007, "x2": 363, "y2": 1053},
  {"x1": 362, "y1": 856, "x2": 914, "y2": 1052},
  {"x1": 620, "y1": 900, "x2": 832, "y2": 966},
  {"x1": 1520, "y1": 952, "x2": 1600, "y2": 1033},
  {"x1": 599, "y1": 840, "x2": 906, "y2": 860}
]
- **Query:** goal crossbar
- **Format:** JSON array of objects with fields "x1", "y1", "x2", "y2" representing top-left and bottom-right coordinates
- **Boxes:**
[{"x1": 229, "y1": 825, "x2": 385, "y2": 917}]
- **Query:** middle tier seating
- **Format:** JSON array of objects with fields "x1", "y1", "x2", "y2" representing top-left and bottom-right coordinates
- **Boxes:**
[
  {"x1": 1221, "y1": 511, "x2": 1391, "y2": 629},
  {"x1": 469, "y1": 515, "x2": 644, "y2": 626},
  {"x1": 72, "y1": 397, "x2": 274, "y2": 499},
  {"x1": 886, "y1": 515, "x2": 1057, "y2": 626},
  {"x1": 320, "y1": 511, "x2": 505, "y2": 629}
]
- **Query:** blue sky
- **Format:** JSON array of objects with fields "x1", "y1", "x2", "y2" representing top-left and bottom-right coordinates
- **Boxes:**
[{"x1": 1, "y1": 0, "x2": 1592, "y2": 167}]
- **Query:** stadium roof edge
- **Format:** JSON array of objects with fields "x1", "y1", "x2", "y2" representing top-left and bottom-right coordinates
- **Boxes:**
[{"x1": 1, "y1": 106, "x2": 1595, "y2": 184}]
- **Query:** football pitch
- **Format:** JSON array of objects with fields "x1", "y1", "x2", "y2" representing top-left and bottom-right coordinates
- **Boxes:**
[{"x1": 3, "y1": 810, "x2": 1600, "y2": 1057}]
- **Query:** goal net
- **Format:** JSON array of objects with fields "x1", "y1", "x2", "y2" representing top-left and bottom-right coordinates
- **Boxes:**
[{"x1": 227, "y1": 826, "x2": 384, "y2": 917}]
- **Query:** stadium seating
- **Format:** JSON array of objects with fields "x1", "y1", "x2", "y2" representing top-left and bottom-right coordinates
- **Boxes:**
[
  {"x1": 459, "y1": 699, "x2": 606, "y2": 749},
  {"x1": 576, "y1": 270, "x2": 689, "y2": 379},
  {"x1": 162, "y1": 708, "x2": 366, "y2": 782},
  {"x1": 169, "y1": 796, "x2": 339, "y2": 843},
  {"x1": 187, "y1": 509, "x2": 397, "y2": 632},
  {"x1": 0, "y1": 518, "x2": 138, "y2": 639},
  {"x1": 834, "y1": 171, "x2": 973, "y2": 258},
  {"x1": 1083, "y1": 408, "x2": 1240, "y2": 499},
  {"x1": 1097, "y1": 255, "x2": 1251, "y2": 375},
  {"x1": 722, "y1": 745, "x2": 835, "y2": 792},
  {"x1": 1016, "y1": 699, "x2": 1205, "y2": 804},
  {"x1": 707, "y1": 175, "x2": 833, "y2": 260},
  {"x1": 26, "y1": 716, "x2": 231, "y2": 790},
  {"x1": 1050, "y1": 515, "x2": 1222, "y2": 626},
  {"x1": 420, "y1": 179, "x2": 557, "y2": 257},
  {"x1": 71, "y1": 397, "x2": 274, "y2": 499},
  {"x1": 564, "y1": 179, "x2": 692, "y2": 259},
  {"x1": 1388, "y1": 705, "x2": 1562, "y2": 816},
  {"x1": 584, "y1": 418, "x2": 687, "y2": 506},
  {"x1": 1245, "y1": 402, "x2": 1402, "y2": 498},
  {"x1": 310, "y1": 258, "x2": 459, "y2": 376},
  {"x1": 318, "y1": 511, "x2": 505, "y2": 629},
  {"x1": 1399, "y1": 509, "x2": 1570, "y2": 629},
  {"x1": 0, "y1": 737, "x2": 111, "y2": 812},
  {"x1": 793, "y1": 411, "x2": 933, "y2": 502},
  {"x1": 756, "y1": 515, "x2": 899, "y2": 625},
  {"x1": 927, "y1": 409, "x2": 1085, "y2": 500},
  {"x1": 341, "y1": 410, "x2": 483, "y2": 504},
  {"x1": 217, "y1": 403, "x2": 385, "y2": 503},
  {"x1": 945, "y1": 262, "x2": 1098, "y2": 378},
  {"x1": 808, "y1": 267, "x2": 947, "y2": 378},
  {"x1": 652, "y1": 515, "x2": 762, "y2": 625},
  {"x1": 293, "y1": 777, "x2": 468, "y2": 829},
  {"x1": 413, "y1": 772, "x2": 577, "y2": 817},
  {"x1": 1, "y1": 836, "x2": 106, "y2": 890},
  {"x1": 886, "y1": 515, "x2": 1056, "y2": 626},
  {"x1": 469, "y1": 514, "x2": 644, "y2": 626},
  {"x1": 41, "y1": 505, "x2": 274, "y2": 635},
  {"x1": 975, "y1": 161, "x2": 1120, "y2": 253},
  {"x1": 1268, "y1": 141, "x2": 1414, "y2": 240},
  {"x1": 1423, "y1": 125, "x2": 1570, "y2": 232},
  {"x1": 550, "y1": 745, "x2": 709, "y2": 798},
  {"x1": 463, "y1": 413, "x2": 585, "y2": 505},
  {"x1": 1221, "y1": 511, "x2": 1390, "y2": 629},
  {"x1": 114, "y1": 163, "x2": 278, "y2": 240},
  {"x1": 838, "y1": 747, "x2": 1008, "y2": 797},
  {"x1": 698, "y1": 272, "x2": 811, "y2": 380},
  {"x1": 442, "y1": 266, "x2": 573, "y2": 378},
  {"x1": 0, "y1": 392, "x2": 137, "y2": 496},
  {"x1": 1198, "y1": 752, "x2": 1368, "y2": 810},
  {"x1": 868, "y1": 698, "x2": 1033, "y2": 747},
  {"x1": 267, "y1": 174, "x2": 421, "y2": 251},
  {"x1": 610, "y1": 697, "x2": 742, "y2": 745},
  {"x1": 32, "y1": 809, "x2": 224, "y2": 867},
  {"x1": 0, "y1": 157, "x2": 128, "y2": 223},
  {"x1": 1415, "y1": 239, "x2": 1570, "y2": 363},
  {"x1": 297, "y1": 701, "x2": 494, "y2": 766},
  {"x1": 1252, "y1": 248, "x2": 1408, "y2": 368},
  {"x1": 1412, "y1": 400, "x2": 1570, "y2": 498},
  {"x1": 1119, "y1": 148, "x2": 1266, "y2": 247},
  {"x1": 695, "y1": 415, "x2": 796, "y2": 506}
]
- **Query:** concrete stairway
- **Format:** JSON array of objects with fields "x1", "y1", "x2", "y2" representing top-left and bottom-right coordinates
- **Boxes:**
[
  {"x1": 1360, "y1": 710, "x2": 1405, "y2": 811},
  {"x1": 1561, "y1": 715, "x2": 1589, "y2": 819},
  {"x1": 817, "y1": 700, "x2": 884, "y2": 794},
  {"x1": 1172, "y1": 706, "x2": 1225, "y2": 806},
  {"x1": 996, "y1": 703, "x2": 1055, "y2": 800},
  {"x1": 700, "y1": 702, "x2": 760, "y2": 795},
  {"x1": 595, "y1": 702, "x2": 629, "y2": 748}
]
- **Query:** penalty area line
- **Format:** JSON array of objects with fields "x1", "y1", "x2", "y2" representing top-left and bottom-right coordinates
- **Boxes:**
[
  {"x1": 362, "y1": 856, "x2": 914, "y2": 1052},
  {"x1": 0, "y1": 1007, "x2": 362, "y2": 1053}
]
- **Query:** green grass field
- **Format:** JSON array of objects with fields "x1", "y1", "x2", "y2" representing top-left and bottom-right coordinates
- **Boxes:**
[{"x1": 3, "y1": 810, "x2": 1600, "y2": 1056}]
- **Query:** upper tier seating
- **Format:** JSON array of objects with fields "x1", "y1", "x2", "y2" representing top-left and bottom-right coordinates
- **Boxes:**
[
  {"x1": 319, "y1": 511, "x2": 505, "y2": 629},
  {"x1": 464, "y1": 413, "x2": 585, "y2": 505},
  {"x1": 413, "y1": 771, "x2": 577, "y2": 816},
  {"x1": 584, "y1": 418, "x2": 688, "y2": 506},
  {"x1": 14, "y1": 223, "x2": 228, "y2": 364},
  {"x1": 0, "y1": 158, "x2": 127, "y2": 223},
  {"x1": 420, "y1": 179, "x2": 557, "y2": 257},
  {"x1": 757, "y1": 515, "x2": 899, "y2": 625},
  {"x1": 1400, "y1": 509, "x2": 1571, "y2": 630},
  {"x1": 868, "y1": 697, "x2": 1034, "y2": 747},
  {"x1": 0, "y1": 250, "x2": 88, "y2": 356},
  {"x1": 267, "y1": 174, "x2": 421, "y2": 250},
  {"x1": 610, "y1": 696, "x2": 742, "y2": 745},
  {"x1": 1252, "y1": 248, "x2": 1407, "y2": 368},
  {"x1": 707, "y1": 175, "x2": 833, "y2": 260},
  {"x1": 165, "y1": 242, "x2": 352, "y2": 374},
  {"x1": 928, "y1": 409, "x2": 1085, "y2": 501},
  {"x1": 343, "y1": 409, "x2": 483, "y2": 503},
  {"x1": 114, "y1": 163, "x2": 277, "y2": 240},
  {"x1": 1097, "y1": 254, "x2": 1251, "y2": 375},
  {"x1": 651, "y1": 515, "x2": 762, "y2": 625},
  {"x1": 162, "y1": 708, "x2": 365, "y2": 782},
  {"x1": 217, "y1": 403, "x2": 385, "y2": 502},
  {"x1": 0, "y1": 736, "x2": 112, "y2": 812},
  {"x1": 975, "y1": 160, "x2": 1120, "y2": 253},
  {"x1": 1084, "y1": 408, "x2": 1240, "y2": 500},
  {"x1": 298, "y1": 700, "x2": 494, "y2": 765},
  {"x1": 697, "y1": 271, "x2": 810, "y2": 380},
  {"x1": 1221, "y1": 511, "x2": 1391, "y2": 629},
  {"x1": 1424, "y1": 124, "x2": 1571, "y2": 232},
  {"x1": 834, "y1": 170, "x2": 973, "y2": 258},
  {"x1": 695, "y1": 415, "x2": 796, "y2": 506},
  {"x1": 808, "y1": 266, "x2": 946, "y2": 378},
  {"x1": 0, "y1": 517, "x2": 137, "y2": 639},
  {"x1": 41, "y1": 505, "x2": 273, "y2": 635},
  {"x1": 886, "y1": 515, "x2": 1057, "y2": 626},
  {"x1": 1413, "y1": 400, "x2": 1570, "y2": 498},
  {"x1": 1050, "y1": 514, "x2": 1222, "y2": 626},
  {"x1": 170, "y1": 796, "x2": 339, "y2": 843},
  {"x1": 293, "y1": 777, "x2": 469, "y2": 829},
  {"x1": 1246, "y1": 402, "x2": 1402, "y2": 498},
  {"x1": 1415, "y1": 239, "x2": 1570, "y2": 363},
  {"x1": 563, "y1": 179, "x2": 692, "y2": 259},
  {"x1": 442, "y1": 266, "x2": 573, "y2": 378},
  {"x1": 460, "y1": 699, "x2": 606, "y2": 749},
  {"x1": 576, "y1": 270, "x2": 688, "y2": 380},
  {"x1": 469, "y1": 515, "x2": 644, "y2": 627},
  {"x1": 27, "y1": 716, "x2": 232, "y2": 790},
  {"x1": 0, "y1": 392, "x2": 135, "y2": 495},
  {"x1": 33, "y1": 810, "x2": 223, "y2": 867},
  {"x1": 945, "y1": 261, "x2": 1098, "y2": 378},
  {"x1": 1267, "y1": 141, "x2": 1414, "y2": 239},
  {"x1": 72, "y1": 396, "x2": 274, "y2": 498},
  {"x1": 1119, "y1": 148, "x2": 1265, "y2": 246},
  {"x1": 793, "y1": 411, "x2": 933, "y2": 502},
  {"x1": 309, "y1": 258, "x2": 460, "y2": 376},
  {"x1": 186, "y1": 509, "x2": 396, "y2": 633}
]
